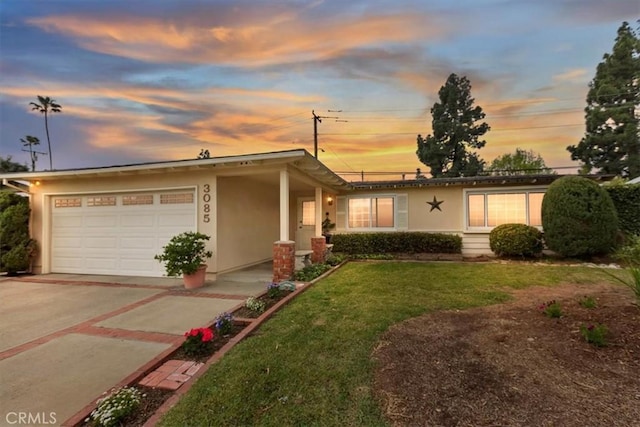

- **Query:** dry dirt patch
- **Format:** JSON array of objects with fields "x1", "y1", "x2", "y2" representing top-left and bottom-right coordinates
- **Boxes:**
[{"x1": 373, "y1": 282, "x2": 640, "y2": 427}]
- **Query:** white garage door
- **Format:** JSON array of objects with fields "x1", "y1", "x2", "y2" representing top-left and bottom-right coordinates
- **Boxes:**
[{"x1": 51, "y1": 190, "x2": 196, "y2": 277}]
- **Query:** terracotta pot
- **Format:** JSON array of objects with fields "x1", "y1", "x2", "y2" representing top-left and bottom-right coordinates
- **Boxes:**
[{"x1": 183, "y1": 265, "x2": 207, "y2": 289}]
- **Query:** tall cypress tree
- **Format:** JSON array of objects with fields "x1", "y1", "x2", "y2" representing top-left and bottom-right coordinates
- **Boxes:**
[
  {"x1": 416, "y1": 73, "x2": 489, "y2": 177},
  {"x1": 567, "y1": 21, "x2": 640, "y2": 178}
]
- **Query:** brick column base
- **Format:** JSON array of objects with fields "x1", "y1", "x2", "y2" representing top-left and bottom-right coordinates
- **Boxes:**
[
  {"x1": 273, "y1": 241, "x2": 295, "y2": 282},
  {"x1": 311, "y1": 237, "x2": 327, "y2": 264}
]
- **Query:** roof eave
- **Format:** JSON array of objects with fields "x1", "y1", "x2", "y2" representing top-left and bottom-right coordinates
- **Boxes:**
[{"x1": 349, "y1": 174, "x2": 615, "y2": 190}]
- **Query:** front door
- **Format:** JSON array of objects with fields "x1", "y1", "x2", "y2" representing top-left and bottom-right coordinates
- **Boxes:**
[{"x1": 295, "y1": 197, "x2": 316, "y2": 250}]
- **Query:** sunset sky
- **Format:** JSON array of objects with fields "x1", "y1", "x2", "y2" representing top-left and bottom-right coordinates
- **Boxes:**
[{"x1": 0, "y1": 0, "x2": 637, "y2": 179}]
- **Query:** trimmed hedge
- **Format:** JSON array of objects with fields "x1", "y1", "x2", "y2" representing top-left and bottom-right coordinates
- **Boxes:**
[
  {"x1": 331, "y1": 232, "x2": 462, "y2": 254},
  {"x1": 489, "y1": 223, "x2": 543, "y2": 258},
  {"x1": 605, "y1": 184, "x2": 640, "y2": 236},
  {"x1": 541, "y1": 176, "x2": 618, "y2": 257}
]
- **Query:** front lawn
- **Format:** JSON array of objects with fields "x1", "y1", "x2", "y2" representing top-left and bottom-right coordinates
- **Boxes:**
[{"x1": 160, "y1": 262, "x2": 621, "y2": 426}]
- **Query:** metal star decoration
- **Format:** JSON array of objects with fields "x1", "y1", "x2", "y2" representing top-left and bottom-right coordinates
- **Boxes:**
[{"x1": 427, "y1": 196, "x2": 444, "y2": 212}]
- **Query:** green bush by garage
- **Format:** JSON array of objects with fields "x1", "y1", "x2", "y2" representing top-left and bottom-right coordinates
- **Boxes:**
[
  {"x1": 331, "y1": 232, "x2": 462, "y2": 255},
  {"x1": 489, "y1": 223, "x2": 543, "y2": 258},
  {"x1": 541, "y1": 176, "x2": 618, "y2": 258},
  {"x1": 0, "y1": 191, "x2": 36, "y2": 274},
  {"x1": 604, "y1": 183, "x2": 640, "y2": 236}
]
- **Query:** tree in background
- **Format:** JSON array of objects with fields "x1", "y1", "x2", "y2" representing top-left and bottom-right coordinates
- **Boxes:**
[
  {"x1": 416, "y1": 73, "x2": 490, "y2": 177},
  {"x1": 0, "y1": 156, "x2": 28, "y2": 173},
  {"x1": 30, "y1": 95, "x2": 62, "y2": 170},
  {"x1": 567, "y1": 21, "x2": 640, "y2": 178},
  {"x1": 20, "y1": 135, "x2": 42, "y2": 171},
  {"x1": 487, "y1": 148, "x2": 555, "y2": 175}
]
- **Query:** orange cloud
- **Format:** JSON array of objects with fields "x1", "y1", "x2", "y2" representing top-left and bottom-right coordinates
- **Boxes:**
[
  {"x1": 553, "y1": 68, "x2": 588, "y2": 82},
  {"x1": 28, "y1": 11, "x2": 447, "y2": 66}
]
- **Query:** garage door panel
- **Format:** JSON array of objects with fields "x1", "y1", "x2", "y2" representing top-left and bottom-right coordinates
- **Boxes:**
[
  {"x1": 121, "y1": 215, "x2": 155, "y2": 227},
  {"x1": 120, "y1": 260, "x2": 161, "y2": 275},
  {"x1": 51, "y1": 190, "x2": 196, "y2": 277},
  {"x1": 158, "y1": 213, "x2": 194, "y2": 227},
  {"x1": 120, "y1": 237, "x2": 156, "y2": 249},
  {"x1": 52, "y1": 237, "x2": 83, "y2": 249},
  {"x1": 52, "y1": 256, "x2": 85, "y2": 269},
  {"x1": 84, "y1": 237, "x2": 118, "y2": 249},
  {"x1": 85, "y1": 215, "x2": 118, "y2": 227},
  {"x1": 52, "y1": 215, "x2": 84, "y2": 228},
  {"x1": 85, "y1": 257, "x2": 119, "y2": 270}
]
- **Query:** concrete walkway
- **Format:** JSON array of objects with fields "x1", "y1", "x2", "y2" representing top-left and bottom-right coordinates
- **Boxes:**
[{"x1": 0, "y1": 264, "x2": 271, "y2": 426}]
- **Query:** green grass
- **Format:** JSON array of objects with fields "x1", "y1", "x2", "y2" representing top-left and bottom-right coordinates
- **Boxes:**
[{"x1": 159, "y1": 262, "x2": 618, "y2": 426}]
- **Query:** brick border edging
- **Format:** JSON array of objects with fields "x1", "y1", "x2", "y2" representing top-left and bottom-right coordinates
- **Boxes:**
[
  {"x1": 63, "y1": 264, "x2": 343, "y2": 427},
  {"x1": 140, "y1": 277, "x2": 324, "y2": 426}
]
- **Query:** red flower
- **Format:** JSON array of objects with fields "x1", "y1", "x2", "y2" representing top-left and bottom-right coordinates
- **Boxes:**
[
  {"x1": 588, "y1": 324, "x2": 595, "y2": 331},
  {"x1": 200, "y1": 328, "x2": 214, "y2": 342},
  {"x1": 189, "y1": 328, "x2": 200, "y2": 337}
]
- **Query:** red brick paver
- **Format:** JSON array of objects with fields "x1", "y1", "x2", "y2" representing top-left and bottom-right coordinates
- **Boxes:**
[{"x1": 139, "y1": 360, "x2": 204, "y2": 390}]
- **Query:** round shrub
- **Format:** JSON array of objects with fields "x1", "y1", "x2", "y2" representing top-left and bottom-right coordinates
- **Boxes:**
[
  {"x1": 541, "y1": 176, "x2": 618, "y2": 258},
  {"x1": 489, "y1": 223, "x2": 543, "y2": 257}
]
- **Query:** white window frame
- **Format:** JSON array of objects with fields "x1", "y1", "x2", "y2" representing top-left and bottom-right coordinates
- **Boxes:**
[
  {"x1": 464, "y1": 186, "x2": 547, "y2": 232},
  {"x1": 344, "y1": 194, "x2": 397, "y2": 231}
]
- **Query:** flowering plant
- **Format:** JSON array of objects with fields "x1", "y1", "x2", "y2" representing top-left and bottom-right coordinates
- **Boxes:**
[
  {"x1": 245, "y1": 296, "x2": 266, "y2": 314},
  {"x1": 580, "y1": 323, "x2": 608, "y2": 347},
  {"x1": 538, "y1": 300, "x2": 562, "y2": 318},
  {"x1": 267, "y1": 282, "x2": 283, "y2": 299},
  {"x1": 182, "y1": 327, "x2": 215, "y2": 357},
  {"x1": 214, "y1": 312, "x2": 234, "y2": 335},
  {"x1": 87, "y1": 386, "x2": 143, "y2": 427},
  {"x1": 267, "y1": 281, "x2": 296, "y2": 298}
]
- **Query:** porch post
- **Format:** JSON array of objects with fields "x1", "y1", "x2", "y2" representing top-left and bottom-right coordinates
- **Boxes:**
[
  {"x1": 315, "y1": 187, "x2": 323, "y2": 237},
  {"x1": 279, "y1": 169, "x2": 290, "y2": 241},
  {"x1": 311, "y1": 187, "x2": 326, "y2": 263},
  {"x1": 274, "y1": 169, "x2": 295, "y2": 281}
]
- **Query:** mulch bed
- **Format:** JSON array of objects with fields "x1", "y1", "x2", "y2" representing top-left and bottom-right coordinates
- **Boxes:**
[
  {"x1": 170, "y1": 323, "x2": 248, "y2": 363},
  {"x1": 232, "y1": 292, "x2": 290, "y2": 318},
  {"x1": 372, "y1": 282, "x2": 640, "y2": 427}
]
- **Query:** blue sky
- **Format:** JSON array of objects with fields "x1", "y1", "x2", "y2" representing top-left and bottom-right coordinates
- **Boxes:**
[{"x1": 0, "y1": 0, "x2": 637, "y2": 177}]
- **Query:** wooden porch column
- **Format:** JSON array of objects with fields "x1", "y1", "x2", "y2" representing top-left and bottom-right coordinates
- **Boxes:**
[
  {"x1": 274, "y1": 169, "x2": 295, "y2": 281},
  {"x1": 315, "y1": 186, "x2": 323, "y2": 237},
  {"x1": 279, "y1": 169, "x2": 290, "y2": 241}
]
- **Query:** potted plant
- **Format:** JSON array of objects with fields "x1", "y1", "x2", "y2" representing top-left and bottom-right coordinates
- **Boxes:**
[
  {"x1": 322, "y1": 212, "x2": 336, "y2": 244},
  {"x1": 154, "y1": 231, "x2": 213, "y2": 289}
]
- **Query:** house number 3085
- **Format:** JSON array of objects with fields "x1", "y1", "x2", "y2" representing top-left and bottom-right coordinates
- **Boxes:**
[{"x1": 203, "y1": 184, "x2": 211, "y2": 223}]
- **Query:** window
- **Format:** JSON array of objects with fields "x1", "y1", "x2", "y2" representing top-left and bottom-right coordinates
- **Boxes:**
[
  {"x1": 160, "y1": 193, "x2": 194, "y2": 204},
  {"x1": 301, "y1": 200, "x2": 315, "y2": 226},
  {"x1": 487, "y1": 193, "x2": 526, "y2": 226},
  {"x1": 54, "y1": 198, "x2": 81, "y2": 208},
  {"x1": 467, "y1": 190, "x2": 545, "y2": 228},
  {"x1": 348, "y1": 197, "x2": 394, "y2": 228},
  {"x1": 87, "y1": 196, "x2": 116, "y2": 207},
  {"x1": 123, "y1": 195, "x2": 153, "y2": 205}
]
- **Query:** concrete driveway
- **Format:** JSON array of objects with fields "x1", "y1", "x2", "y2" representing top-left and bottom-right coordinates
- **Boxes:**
[{"x1": 0, "y1": 266, "x2": 270, "y2": 426}]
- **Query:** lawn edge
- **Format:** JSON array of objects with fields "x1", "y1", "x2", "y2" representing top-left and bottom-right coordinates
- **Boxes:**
[{"x1": 62, "y1": 263, "x2": 343, "y2": 427}]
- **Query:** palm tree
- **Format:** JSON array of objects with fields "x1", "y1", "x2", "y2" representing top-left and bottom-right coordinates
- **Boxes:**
[
  {"x1": 30, "y1": 96, "x2": 62, "y2": 170},
  {"x1": 20, "y1": 135, "x2": 42, "y2": 171}
]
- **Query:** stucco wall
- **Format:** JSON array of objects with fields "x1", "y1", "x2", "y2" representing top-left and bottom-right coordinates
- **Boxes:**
[
  {"x1": 405, "y1": 186, "x2": 464, "y2": 232},
  {"x1": 216, "y1": 176, "x2": 279, "y2": 272}
]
